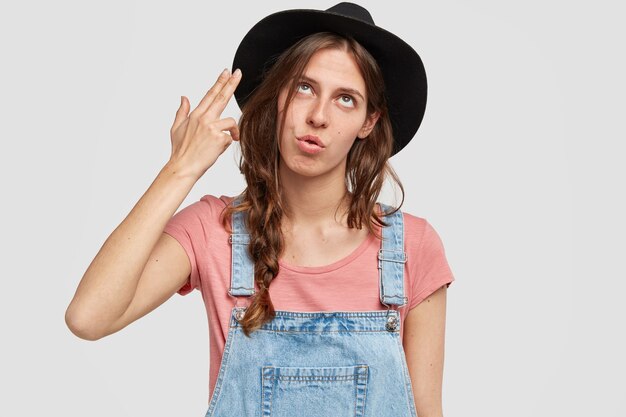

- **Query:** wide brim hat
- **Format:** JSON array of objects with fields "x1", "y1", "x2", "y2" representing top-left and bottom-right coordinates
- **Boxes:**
[{"x1": 231, "y1": 2, "x2": 428, "y2": 156}]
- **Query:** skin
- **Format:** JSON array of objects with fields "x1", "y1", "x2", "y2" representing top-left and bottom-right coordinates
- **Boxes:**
[
  {"x1": 276, "y1": 47, "x2": 448, "y2": 417},
  {"x1": 276, "y1": 47, "x2": 379, "y2": 263}
]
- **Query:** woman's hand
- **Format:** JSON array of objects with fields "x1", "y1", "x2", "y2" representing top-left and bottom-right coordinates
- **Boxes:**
[{"x1": 168, "y1": 68, "x2": 242, "y2": 180}]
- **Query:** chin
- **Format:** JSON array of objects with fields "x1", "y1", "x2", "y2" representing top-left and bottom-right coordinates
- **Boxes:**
[
  {"x1": 279, "y1": 155, "x2": 321, "y2": 177},
  {"x1": 287, "y1": 161, "x2": 323, "y2": 177}
]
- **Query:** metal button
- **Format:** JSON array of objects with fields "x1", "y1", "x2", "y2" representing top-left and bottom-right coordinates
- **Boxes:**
[
  {"x1": 235, "y1": 309, "x2": 246, "y2": 321},
  {"x1": 386, "y1": 315, "x2": 398, "y2": 331}
]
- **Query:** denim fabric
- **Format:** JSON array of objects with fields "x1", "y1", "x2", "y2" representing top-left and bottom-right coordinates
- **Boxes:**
[{"x1": 205, "y1": 200, "x2": 417, "y2": 417}]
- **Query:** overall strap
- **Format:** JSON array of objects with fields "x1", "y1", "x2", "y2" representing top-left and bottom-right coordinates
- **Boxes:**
[
  {"x1": 228, "y1": 196, "x2": 256, "y2": 297},
  {"x1": 378, "y1": 203, "x2": 408, "y2": 308}
]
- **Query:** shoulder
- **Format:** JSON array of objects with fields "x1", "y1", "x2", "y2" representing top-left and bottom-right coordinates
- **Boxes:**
[
  {"x1": 380, "y1": 206, "x2": 428, "y2": 244},
  {"x1": 166, "y1": 194, "x2": 238, "y2": 228},
  {"x1": 400, "y1": 210, "x2": 428, "y2": 236},
  {"x1": 199, "y1": 194, "x2": 236, "y2": 208},
  {"x1": 393, "y1": 208, "x2": 445, "y2": 254},
  {"x1": 397, "y1": 209, "x2": 451, "y2": 270},
  {"x1": 182, "y1": 194, "x2": 237, "y2": 214}
]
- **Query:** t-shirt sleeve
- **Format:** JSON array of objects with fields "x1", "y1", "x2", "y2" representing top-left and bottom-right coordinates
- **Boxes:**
[
  {"x1": 408, "y1": 219, "x2": 455, "y2": 309},
  {"x1": 163, "y1": 202, "x2": 205, "y2": 296}
]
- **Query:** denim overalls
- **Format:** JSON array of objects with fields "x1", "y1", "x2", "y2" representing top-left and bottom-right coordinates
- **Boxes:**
[{"x1": 204, "y1": 199, "x2": 418, "y2": 417}]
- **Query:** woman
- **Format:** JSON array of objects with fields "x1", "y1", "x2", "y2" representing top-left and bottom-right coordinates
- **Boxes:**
[{"x1": 66, "y1": 3, "x2": 455, "y2": 416}]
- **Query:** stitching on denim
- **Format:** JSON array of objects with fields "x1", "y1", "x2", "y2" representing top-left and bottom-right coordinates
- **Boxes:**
[
  {"x1": 261, "y1": 366, "x2": 274, "y2": 417},
  {"x1": 252, "y1": 311, "x2": 396, "y2": 318},
  {"x1": 205, "y1": 310, "x2": 238, "y2": 416},
  {"x1": 229, "y1": 328, "x2": 400, "y2": 335},
  {"x1": 361, "y1": 366, "x2": 370, "y2": 416},
  {"x1": 266, "y1": 375, "x2": 358, "y2": 381},
  {"x1": 396, "y1": 335, "x2": 418, "y2": 417},
  {"x1": 353, "y1": 368, "x2": 358, "y2": 417},
  {"x1": 378, "y1": 204, "x2": 408, "y2": 308},
  {"x1": 269, "y1": 369, "x2": 274, "y2": 417},
  {"x1": 354, "y1": 365, "x2": 368, "y2": 417}
]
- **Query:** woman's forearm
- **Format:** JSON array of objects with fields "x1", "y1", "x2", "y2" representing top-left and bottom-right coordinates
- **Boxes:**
[{"x1": 65, "y1": 162, "x2": 197, "y2": 339}]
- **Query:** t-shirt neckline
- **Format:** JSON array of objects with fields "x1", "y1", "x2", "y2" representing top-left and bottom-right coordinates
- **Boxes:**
[
  {"x1": 278, "y1": 231, "x2": 377, "y2": 274},
  {"x1": 278, "y1": 203, "x2": 384, "y2": 274}
]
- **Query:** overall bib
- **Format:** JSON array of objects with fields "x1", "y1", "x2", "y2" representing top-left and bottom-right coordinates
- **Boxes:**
[{"x1": 204, "y1": 200, "x2": 418, "y2": 417}]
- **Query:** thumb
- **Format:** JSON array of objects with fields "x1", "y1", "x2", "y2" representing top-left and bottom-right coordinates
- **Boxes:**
[{"x1": 172, "y1": 95, "x2": 189, "y2": 130}]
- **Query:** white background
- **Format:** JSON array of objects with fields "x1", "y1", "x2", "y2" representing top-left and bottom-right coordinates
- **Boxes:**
[{"x1": 1, "y1": 0, "x2": 624, "y2": 416}]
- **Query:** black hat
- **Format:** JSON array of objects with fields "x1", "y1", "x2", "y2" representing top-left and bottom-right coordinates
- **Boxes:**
[{"x1": 232, "y1": 2, "x2": 428, "y2": 156}]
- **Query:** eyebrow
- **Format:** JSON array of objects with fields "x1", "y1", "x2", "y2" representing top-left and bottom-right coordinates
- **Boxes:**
[{"x1": 298, "y1": 75, "x2": 365, "y2": 102}]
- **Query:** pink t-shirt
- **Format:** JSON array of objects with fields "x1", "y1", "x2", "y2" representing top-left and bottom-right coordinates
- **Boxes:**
[{"x1": 163, "y1": 194, "x2": 455, "y2": 403}]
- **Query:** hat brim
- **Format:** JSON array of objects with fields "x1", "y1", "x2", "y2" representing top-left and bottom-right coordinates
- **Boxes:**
[{"x1": 232, "y1": 8, "x2": 427, "y2": 156}]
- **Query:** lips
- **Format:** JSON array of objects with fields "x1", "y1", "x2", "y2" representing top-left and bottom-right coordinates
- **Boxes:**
[
  {"x1": 295, "y1": 134, "x2": 325, "y2": 155},
  {"x1": 297, "y1": 135, "x2": 325, "y2": 148}
]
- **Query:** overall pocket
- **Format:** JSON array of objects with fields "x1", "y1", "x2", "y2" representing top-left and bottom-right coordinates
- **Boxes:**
[{"x1": 261, "y1": 365, "x2": 369, "y2": 417}]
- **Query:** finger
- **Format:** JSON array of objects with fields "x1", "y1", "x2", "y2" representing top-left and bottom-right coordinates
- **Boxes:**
[
  {"x1": 192, "y1": 68, "x2": 231, "y2": 116},
  {"x1": 204, "y1": 68, "x2": 242, "y2": 120},
  {"x1": 172, "y1": 95, "x2": 189, "y2": 132},
  {"x1": 227, "y1": 125, "x2": 240, "y2": 142},
  {"x1": 212, "y1": 117, "x2": 240, "y2": 142}
]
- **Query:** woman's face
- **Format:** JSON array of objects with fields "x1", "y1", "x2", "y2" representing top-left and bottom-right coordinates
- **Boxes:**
[{"x1": 276, "y1": 47, "x2": 379, "y2": 180}]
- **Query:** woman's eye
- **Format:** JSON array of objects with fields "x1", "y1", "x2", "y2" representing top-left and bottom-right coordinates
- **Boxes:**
[
  {"x1": 339, "y1": 95, "x2": 355, "y2": 108},
  {"x1": 297, "y1": 83, "x2": 312, "y2": 94}
]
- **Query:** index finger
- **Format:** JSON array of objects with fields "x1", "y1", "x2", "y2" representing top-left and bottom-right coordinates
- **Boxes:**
[
  {"x1": 204, "y1": 68, "x2": 242, "y2": 120},
  {"x1": 193, "y1": 68, "x2": 232, "y2": 116}
]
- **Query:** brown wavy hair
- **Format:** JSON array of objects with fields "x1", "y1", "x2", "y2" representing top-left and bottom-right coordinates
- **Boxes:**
[{"x1": 220, "y1": 32, "x2": 405, "y2": 337}]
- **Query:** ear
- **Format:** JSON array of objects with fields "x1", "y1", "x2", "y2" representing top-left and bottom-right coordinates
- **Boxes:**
[{"x1": 357, "y1": 111, "x2": 381, "y2": 139}]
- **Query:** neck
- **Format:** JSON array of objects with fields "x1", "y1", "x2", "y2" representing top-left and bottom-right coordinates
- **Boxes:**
[{"x1": 279, "y1": 164, "x2": 350, "y2": 228}]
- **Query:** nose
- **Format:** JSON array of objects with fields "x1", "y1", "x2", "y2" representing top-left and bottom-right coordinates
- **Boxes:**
[{"x1": 306, "y1": 99, "x2": 329, "y2": 128}]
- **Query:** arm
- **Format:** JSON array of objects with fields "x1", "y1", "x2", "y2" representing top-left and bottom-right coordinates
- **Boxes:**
[
  {"x1": 403, "y1": 284, "x2": 448, "y2": 417},
  {"x1": 64, "y1": 163, "x2": 197, "y2": 340},
  {"x1": 65, "y1": 68, "x2": 242, "y2": 340}
]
